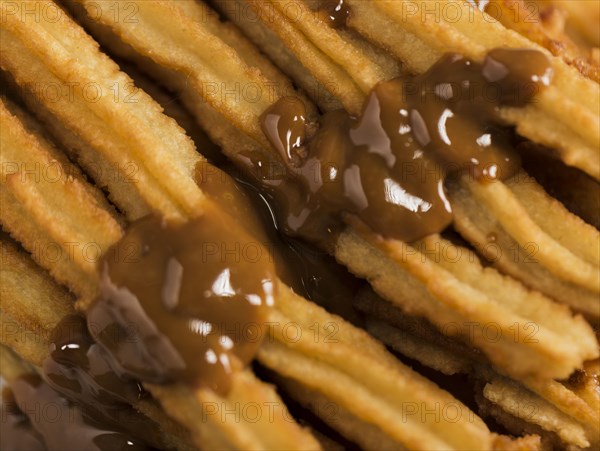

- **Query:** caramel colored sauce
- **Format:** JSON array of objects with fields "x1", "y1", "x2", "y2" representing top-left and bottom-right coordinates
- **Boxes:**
[
  {"x1": 484, "y1": 48, "x2": 553, "y2": 106},
  {"x1": 316, "y1": 0, "x2": 350, "y2": 28},
  {"x1": 200, "y1": 162, "x2": 364, "y2": 323},
  {"x1": 3, "y1": 374, "x2": 152, "y2": 450},
  {"x1": 42, "y1": 314, "x2": 164, "y2": 445},
  {"x1": 88, "y1": 169, "x2": 275, "y2": 394},
  {"x1": 45, "y1": 315, "x2": 145, "y2": 406},
  {"x1": 259, "y1": 48, "x2": 553, "y2": 244}
]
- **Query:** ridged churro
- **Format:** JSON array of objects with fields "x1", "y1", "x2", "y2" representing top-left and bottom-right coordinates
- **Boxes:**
[{"x1": 2, "y1": 0, "x2": 598, "y2": 449}]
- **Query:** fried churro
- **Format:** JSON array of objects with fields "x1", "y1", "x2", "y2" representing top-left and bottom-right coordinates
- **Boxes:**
[
  {"x1": 2, "y1": 0, "x2": 599, "y2": 448},
  {"x1": 357, "y1": 288, "x2": 599, "y2": 449},
  {"x1": 1, "y1": 1, "x2": 497, "y2": 448},
  {"x1": 0, "y1": 35, "x2": 318, "y2": 448},
  {"x1": 57, "y1": 2, "x2": 600, "y2": 448},
  {"x1": 448, "y1": 172, "x2": 600, "y2": 319}
]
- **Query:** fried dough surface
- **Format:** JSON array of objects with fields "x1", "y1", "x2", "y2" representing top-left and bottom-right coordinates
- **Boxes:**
[
  {"x1": 2, "y1": 0, "x2": 598, "y2": 449},
  {"x1": 0, "y1": 1, "x2": 496, "y2": 448}
]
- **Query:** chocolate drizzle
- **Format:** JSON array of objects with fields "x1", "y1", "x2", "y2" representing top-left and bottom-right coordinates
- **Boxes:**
[
  {"x1": 42, "y1": 315, "x2": 163, "y2": 443},
  {"x1": 87, "y1": 169, "x2": 275, "y2": 394},
  {"x1": 316, "y1": 0, "x2": 350, "y2": 28},
  {"x1": 205, "y1": 163, "x2": 365, "y2": 323},
  {"x1": 197, "y1": 163, "x2": 363, "y2": 324},
  {"x1": 2, "y1": 374, "x2": 153, "y2": 450},
  {"x1": 45, "y1": 315, "x2": 145, "y2": 406},
  {"x1": 258, "y1": 48, "x2": 553, "y2": 244}
]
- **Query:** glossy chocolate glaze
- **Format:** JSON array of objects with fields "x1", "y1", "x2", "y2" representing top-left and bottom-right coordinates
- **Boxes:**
[
  {"x1": 43, "y1": 314, "x2": 164, "y2": 445},
  {"x1": 316, "y1": 0, "x2": 350, "y2": 28},
  {"x1": 201, "y1": 163, "x2": 364, "y2": 323},
  {"x1": 87, "y1": 169, "x2": 275, "y2": 395},
  {"x1": 4, "y1": 374, "x2": 153, "y2": 450},
  {"x1": 258, "y1": 48, "x2": 553, "y2": 244}
]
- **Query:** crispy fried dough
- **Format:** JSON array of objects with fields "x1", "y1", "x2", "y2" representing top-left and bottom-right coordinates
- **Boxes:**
[
  {"x1": 118, "y1": 61, "x2": 222, "y2": 162},
  {"x1": 253, "y1": 1, "x2": 600, "y2": 324},
  {"x1": 2, "y1": 70, "x2": 152, "y2": 219},
  {"x1": 52, "y1": 3, "x2": 496, "y2": 446},
  {"x1": 357, "y1": 288, "x2": 600, "y2": 449},
  {"x1": 0, "y1": 97, "x2": 121, "y2": 300},
  {"x1": 61, "y1": 0, "x2": 294, "y2": 164},
  {"x1": 147, "y1": 369, "x2": 318, "y2": 450},
  {"x1": 448, "y1": 174, "x2": 600, "y2": 320},
  {"x1": 483, "y1": 378, "x2": 590, "y2": 448},
  {"x1": 476, "y1": 391, "x2": 558, "y2": 451},
  {"x1": 0, "y1": 2, "x2": 204, "y2": 222},
  {"x1": 260, "y1": 281, "x2": 493, "y2": 450},
  {"x1": 335, "y1": 226, "x2": 597, "y2": 380},
  {"x1": 64, "y1": 0, "x2": 284, "y2": 147},
  {"x1": 0, "y1": 12, "x2": 320, "y2": 446},
  {"x1": 209, "y1": 0, "x2": 345, "y2": 111},
  {"x1": 60, "y1": 0, "x2": 315, "y2": 166},
  {"x1": 267, "y1": 372, "x2": 406, "y2": 450},
  {"x1": 221, "y1": 0, "x2": 600, "y2": 372},
  {"x1": 1, "y1": 104, "x2": 319, "y2": 449},
  {"x1": 5, "y1": 0, "x2": 589, "y2": 446},
  {"x1": 211, "y1": 0, "x2": 402, "y2": 114},
  {"x1": 518, "y1": 147, "x2": 600, "y2": 230},
  {"x1": 0, "y1": 237, "x2": 73, "y2": 365},
  {"x1": 520, "y1": 143, "x2": 600, "y2": 230},
  {"x1": 535, "y1": 0, "x2": 600, "y2": 48},
  {"x1": 491, "y1": 433, "x2": 542, "y2": 451},
  {"x1": 364, "y1": 317, "x2": 474, "y2": 377}
]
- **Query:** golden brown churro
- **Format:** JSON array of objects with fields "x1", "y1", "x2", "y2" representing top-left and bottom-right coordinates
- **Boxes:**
[
  {"x1": 0, "y1": 24, "x2": 318, "y2": 446},
  {"x1": 357, "y1": 288, "x2": 600, "y2": 449},
  {"x1": 2, "y1": 0, "x2": 598, "y2": 449},
  {"x1": 1, "y1": 2, "x2": 498, "y2": 448}
]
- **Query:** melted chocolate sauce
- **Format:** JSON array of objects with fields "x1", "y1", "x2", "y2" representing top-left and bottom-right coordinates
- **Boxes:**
[
  {"x1": 316, "y1": 0, "x2": 350, "y2": 28},
  {"x1": 258, "y1": 48, "x2": 553, "y2": 244},
  {"x1": 200, "y1": 162, "x2": 364, "y2": 324},
  {"x1": 42, "y1": 314, "x2": 165, "y2": 445},
  {"x1": 45, "y1": 315, "x2": 145, "y2": 406},
  {"x1": 3, "y1": 374, "x2": 152, "y2": 450},
  {"x1": 87, "y1": 171, "x2": 275, "y2": 394}
]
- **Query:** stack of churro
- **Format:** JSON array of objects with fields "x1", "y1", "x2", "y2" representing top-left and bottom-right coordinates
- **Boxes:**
[{"x1": 1, "y1": 0, "x2": 598, "y2": 449}]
